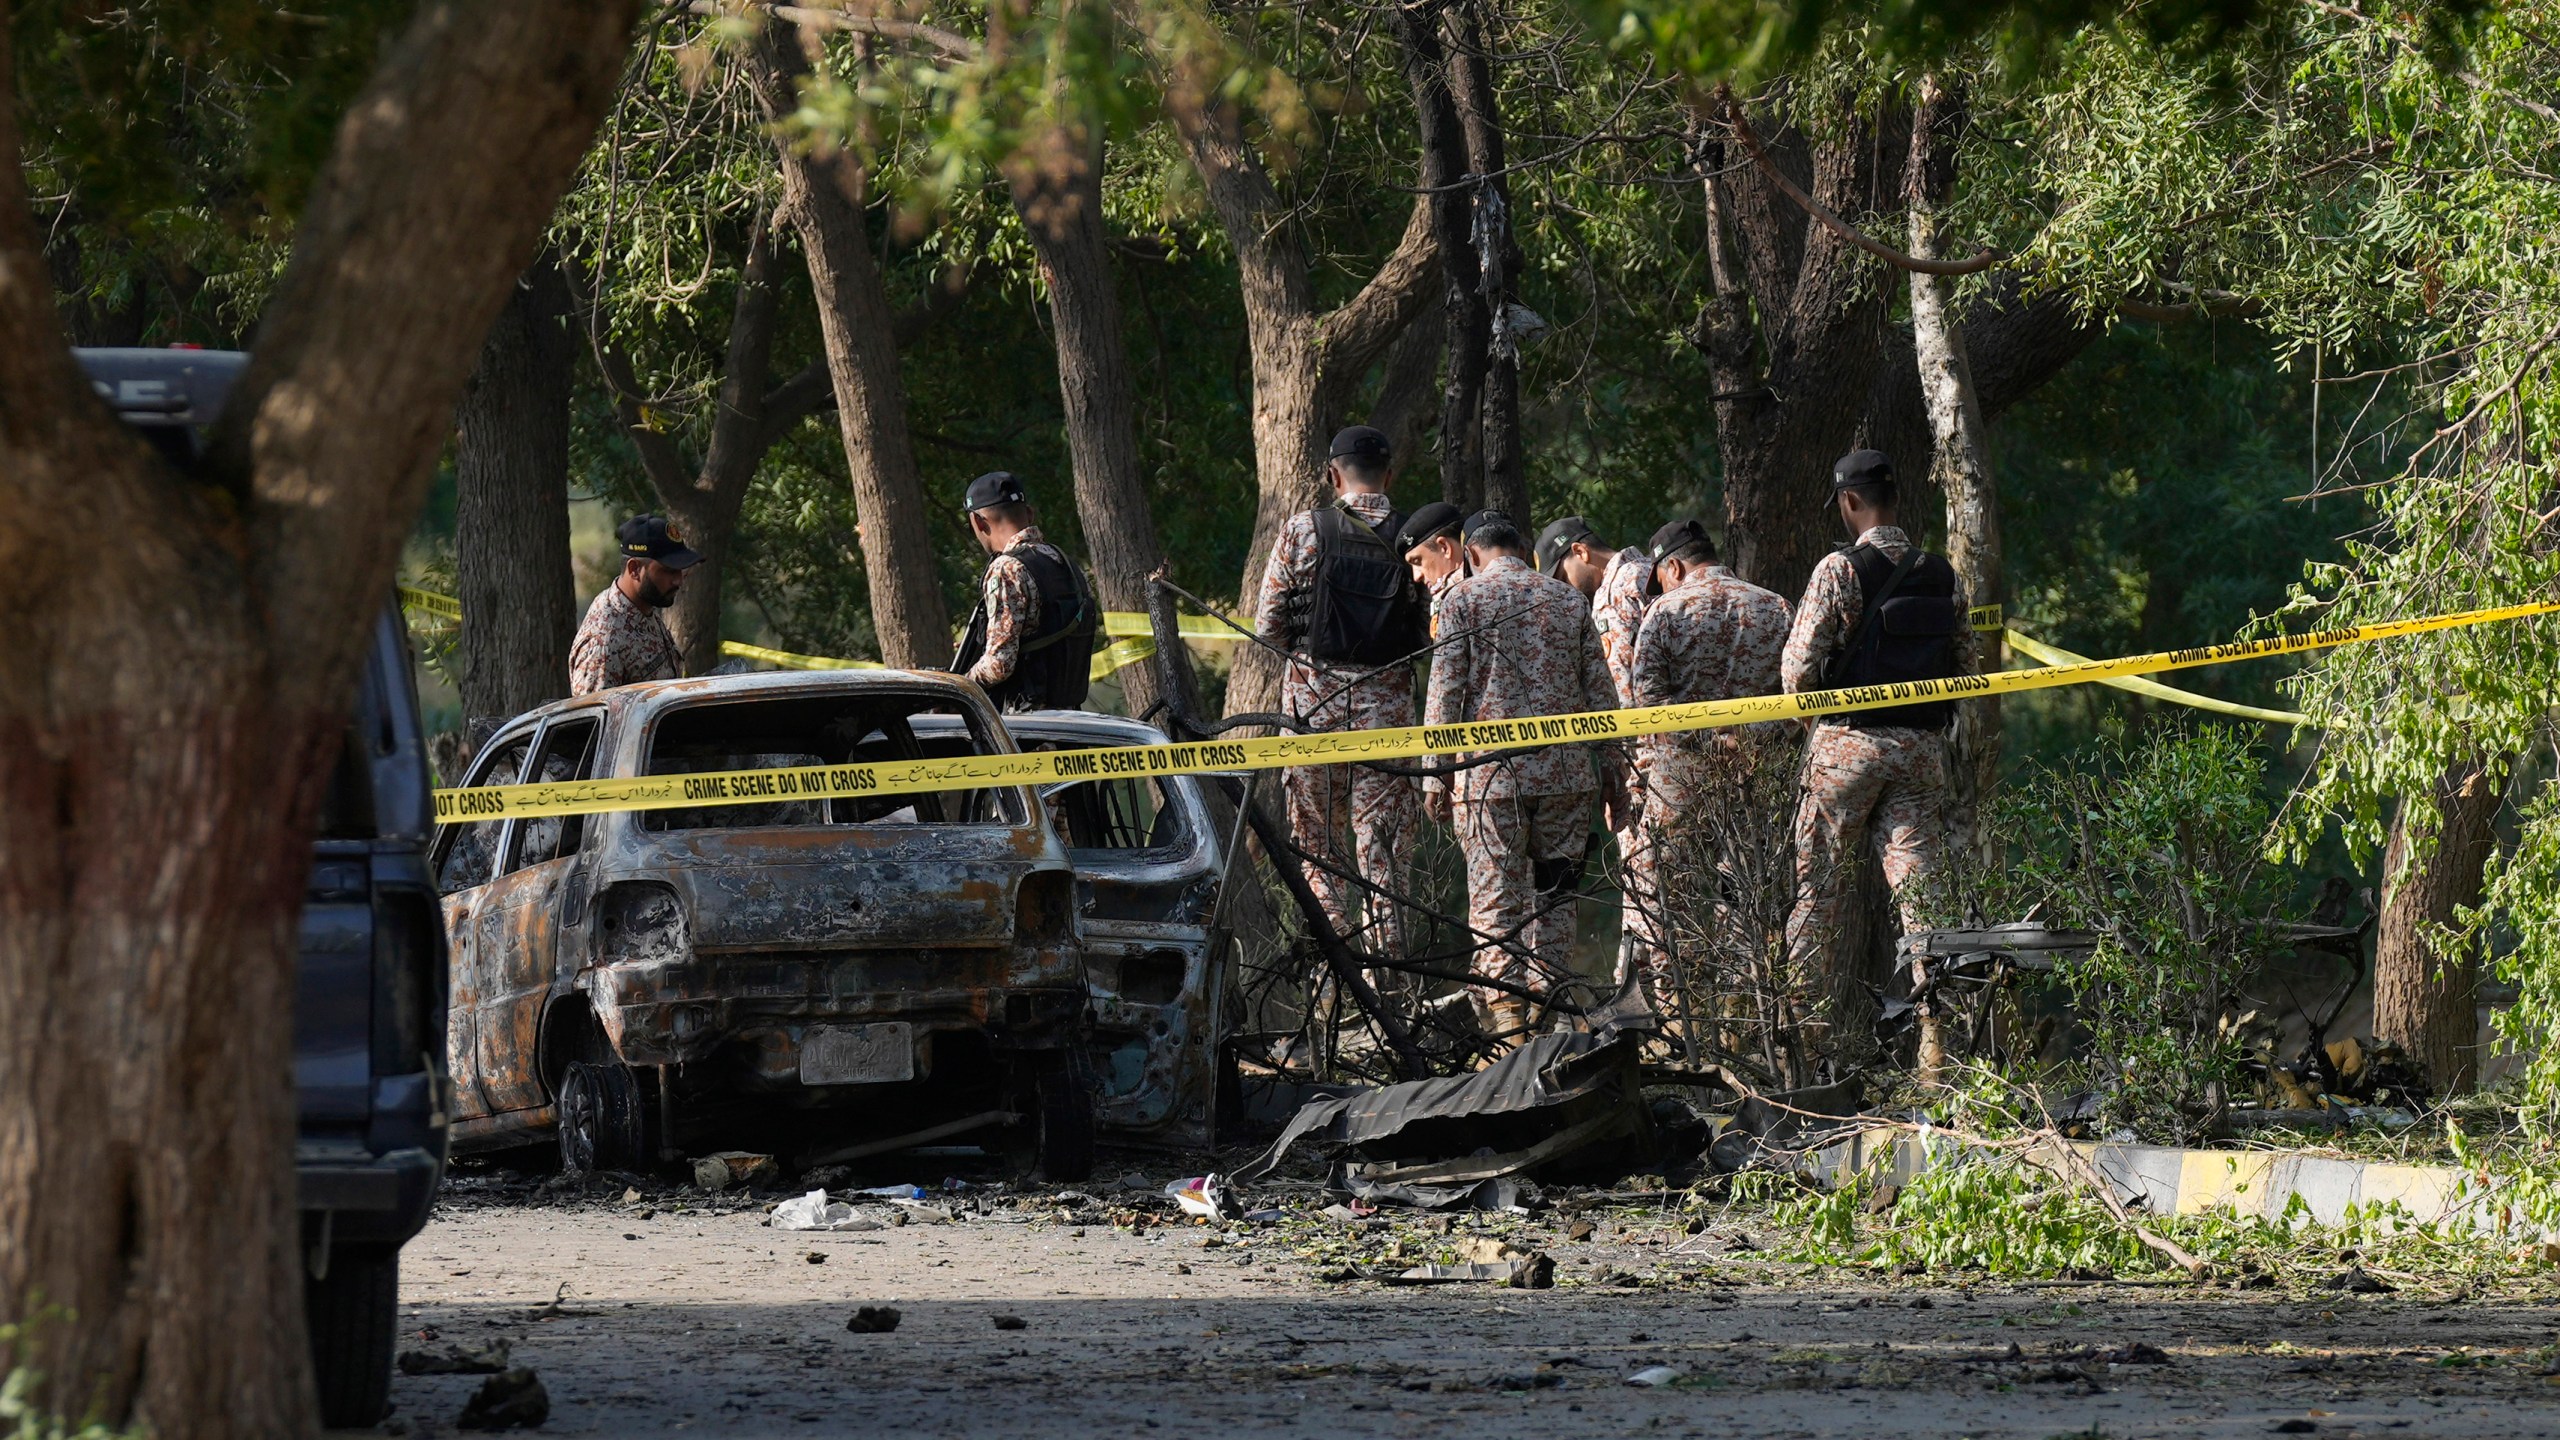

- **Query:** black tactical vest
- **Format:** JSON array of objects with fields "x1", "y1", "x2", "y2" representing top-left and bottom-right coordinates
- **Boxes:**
[
  {"x1": 1303, "y1": 504, "x2": 1430, "y2": 666},
  {"x1": 1823, "y1": 543, "x2": 1963, "y2": 731},
  {"x1": 956, "y1": 544, "x2": 1099, "y2": 713}
]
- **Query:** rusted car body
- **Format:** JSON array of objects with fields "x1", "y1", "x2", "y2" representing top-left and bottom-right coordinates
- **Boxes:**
[
  {"x1": 430, "y1": 670, "x2": 1094, "y2": 1177},
  {"x1": 914, "y1": 712, "x2": 1235, "y2": 1149}
]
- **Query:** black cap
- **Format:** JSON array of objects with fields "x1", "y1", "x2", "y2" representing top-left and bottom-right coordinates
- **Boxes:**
[
  {"x1": 1395, "y1": 501, "x2": 1464, "y2": 555},
  {"x1": 1647, "y1": 518, "x2": 1712, "y2": 563},
  {"x1": 1534, "y1": 516, "x2": 1600, "y2": 574},
  {"x1": 617, "y1": 514, "x2": 703, "y2": 569},
  {"x1": 1328, "y1": 425, "x2": 1393, "y2": 467},
  {"x1": 1463, "y1": 509, "x2": 1518, "y2": 544},
  {"x1": 1832, "y1": 449, "x2": 1894, "y2": 492},
  {"x1": 964, "y1": 470, "x2": 1029, "y2": 513}
]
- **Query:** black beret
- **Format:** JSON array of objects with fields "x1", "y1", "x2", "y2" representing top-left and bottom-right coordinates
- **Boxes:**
[{"x1": 1395, "y1": 501, "x2": 1464, "y2": 554}]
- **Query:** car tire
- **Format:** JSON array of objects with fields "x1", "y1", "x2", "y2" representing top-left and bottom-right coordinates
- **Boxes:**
[
  {"x1": 1029, "y1": 1052, "x2": 1098, "y2": 1183},
  {"x1": 305, "y1": 1243, "x2": 398, "y2": 1429},
  {"x1": 559, "y1": 1059, "x2": 653, "y2": 1175}
]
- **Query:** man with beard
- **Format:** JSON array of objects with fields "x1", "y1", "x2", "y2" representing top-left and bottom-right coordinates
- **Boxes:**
[{"x1": 569, "y1": 514, "x2": 700, "y2": 695}]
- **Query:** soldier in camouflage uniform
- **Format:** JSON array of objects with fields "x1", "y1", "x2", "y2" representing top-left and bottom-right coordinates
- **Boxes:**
[
  {"x1": 1254, "y1": 427, "x2": 1426, "y2": 956},
  {"x1": 1423, "y1": 512, "x2": 1622, "y2": 1043},
  {"x1": 955, "y1": 471, "x2": 1099, "y2": 713},
  {"x1": 1617, "y1": 520, "x2": 1792, "y2": 1019},
  {"x1": 1781, "y1": 451, "x2": 1973, "y2": 1066},
  {"x1": 569, "y1": 515, "x2": 700, "y2": 696}
]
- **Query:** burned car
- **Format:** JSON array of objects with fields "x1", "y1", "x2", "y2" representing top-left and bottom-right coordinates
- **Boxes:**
[
  {"x1": 431, "y1": 670, "x2": 1096, "y2": 1180},
  {"x1": 912, "y1": 711, "x2": 1237, "y2": 1149}
]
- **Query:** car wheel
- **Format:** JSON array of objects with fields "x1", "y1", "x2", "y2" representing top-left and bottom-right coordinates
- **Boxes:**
[
  {"x1": 305, "y1": 1243, "x2": 398, "y2": 1428},
  {"x1": 1028, "y1": 1052, "x2": 1097, "y2": 1183},
  {"x1": 559, "y1": 1059, "x2": 652, "y2": 1175}
]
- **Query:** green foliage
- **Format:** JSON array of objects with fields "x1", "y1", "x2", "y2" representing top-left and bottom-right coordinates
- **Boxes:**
[
  {"x1": 0, "y1": 1319, "x2": 141, "y2": 1440},
  {"x1": 1980, "y1": 724, "x2": 2283, "y2": 1135},
  {"x1": 1778, "y1": 1155, "x2": 2159, "y2": 1275},
  {"x1": 16, "y1": 0, "x2": 416, "y2": 342}
]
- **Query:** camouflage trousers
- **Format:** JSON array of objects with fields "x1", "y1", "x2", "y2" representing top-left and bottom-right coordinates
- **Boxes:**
[
  {"x1": 1784, "y1": 724, "x2": 1950, "y2": 1031},
  {"x1": 1453, "y1": 790, "x2": 1593, "y2": 1007},
  {"x1": 1284, "y1": 758, "x2": 1417, "y2": 957}
]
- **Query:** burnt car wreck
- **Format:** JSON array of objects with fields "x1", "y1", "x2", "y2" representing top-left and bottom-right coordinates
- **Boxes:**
[{"x1": 434, "y1": 671, "x2": 1105, "y2": 1181}]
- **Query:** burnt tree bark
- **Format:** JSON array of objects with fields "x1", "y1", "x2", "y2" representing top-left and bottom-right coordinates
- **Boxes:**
[
  {"x1": 0, "y1": 3, "x2": 632, "y2": 1434},
  {"x1": 1905, "y1": 78, "x2": 2002, "y2": 867},
  {"x1": 2374, "y1": 758, "x2": 2504, "y2": 1093},
  {"x1": 455, "y1": 258, "x2": 578, "y2": 729},
  {"x1": 1009, "y1": 118, "x2": 1166, "y2": 717},
  {"x1": 751, "y1": 16, "x2": 952, "y2": 669},
  {"x1": 1155, "y1": 50, "x2": 1438, "y2": 719},
  {"x1": 1369, "y1": 303, "x2": 1446, "y2": 484}
]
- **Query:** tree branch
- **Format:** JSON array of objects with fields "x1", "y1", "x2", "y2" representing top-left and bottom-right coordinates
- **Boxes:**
[
  {"x1": 1727, "y1": 102, "x2": 1999, "y2": 277},
  {"x1": 685, "y1": 0, "x2": 979, "y2": 62},
  {"x1": 1314, "y1": 197, "x2": 1440, "y2": 400}
]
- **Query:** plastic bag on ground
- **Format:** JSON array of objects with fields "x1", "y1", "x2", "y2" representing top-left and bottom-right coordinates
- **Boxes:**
[{"x1": 774, "y1": 1189, "x2": 883, "y2": 1232}]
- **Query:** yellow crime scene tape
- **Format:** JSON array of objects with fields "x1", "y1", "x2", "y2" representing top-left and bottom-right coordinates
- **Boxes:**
[{"x1": 427, "y1": 599, "x2": 2559, "y2": 823}]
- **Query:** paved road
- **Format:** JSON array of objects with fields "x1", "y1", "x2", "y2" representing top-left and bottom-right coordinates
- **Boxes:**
[{"x1": 356, "y1": 1182, "x2": 2560, "y2": 1438}]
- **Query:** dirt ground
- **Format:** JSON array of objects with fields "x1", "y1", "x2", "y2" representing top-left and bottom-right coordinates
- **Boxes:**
[{"x1": 351, "y1": 1160, "x2": 2560, "y2": 1440}]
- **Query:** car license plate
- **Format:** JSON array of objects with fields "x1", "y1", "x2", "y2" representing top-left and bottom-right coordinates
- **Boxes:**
[{"x1": 799, "y1": 1023, "x2": 916, "y2": 1085}]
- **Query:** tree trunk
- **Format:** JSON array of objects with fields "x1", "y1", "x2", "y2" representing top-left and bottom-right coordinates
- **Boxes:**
[
  {"x1": 455, "y1": 258, "x2": 577, "y2": 727},
  {"x1": 1905, "y1": 77, "x2": 2001, "y2": 864},
  {"x1": 1686, "y1": 90, "x2": 1902, "y2": 603},
  {"x1": 1369, "y1": 304, "x2": 1444, "y2": 483},
  {"x1": 1010, "y1": 120, "x2": 1165, "y2": 718},
  {"x1": 1392, "y1": 0, "x2": 1484, "y2": 512},
  {"x1": 751, "y1": 18, "x2": 950, "y2": 669},
  {"x1": 0, "y1": 4, "x2": 631, "y2": 1434},
  {"x1": 1155, "y1": 54, "x2": 1437, "y2": 718},
  {"x1": 2374, "y1": 758, "x2": 2503, "y2": 1093},
  {"x1": 1444, "y1": 0, "x2": 1526, "y2": 523}
]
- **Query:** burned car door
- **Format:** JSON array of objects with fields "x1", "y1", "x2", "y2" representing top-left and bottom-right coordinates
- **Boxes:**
[
  {"x1": 429, "y1": 731, "x2": 534, "y2": 1125},
  {"x1": 471, "y1": 712, "x2": 603, "y2": 1116},
  {"x1": 1045, "y1": 769, "x2": 1228, "y2": 1149}
]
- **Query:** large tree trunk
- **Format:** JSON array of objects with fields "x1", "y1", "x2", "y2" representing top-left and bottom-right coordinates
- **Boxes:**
[
  {"x1": 1155, "y1": 53, "x2": 1437, "y2": 718},
  {"x1": 752, "y1": 18, "x2": 950, "y2": 669},
  {"x1": 1010, "y1": 120, "x2": 1165, "y2": 717},
  {"x1": 455, "y1": 258, "x2": 577, "y2": 729},
  {"x1": 0, "y1": 4, "x2": 631, "y2": 1434},
  {"x1": 1905, "y1": 77, "x2": 2002, "y2": 863},
  {"x1": 2374, "y1": 759, "x2": 2503, "y2": 1093},
  {"x1": 1687, "y1": 89, "x2": 1903, "y2": 603}
]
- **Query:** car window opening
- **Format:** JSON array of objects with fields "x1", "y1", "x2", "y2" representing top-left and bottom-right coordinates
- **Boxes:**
[
  {"x1": 643, "y1": 693, "x2": 1023, "y2": 831},
  {"x1": 1042, "y1": 772, "x2": 1190, "y2": 856}
]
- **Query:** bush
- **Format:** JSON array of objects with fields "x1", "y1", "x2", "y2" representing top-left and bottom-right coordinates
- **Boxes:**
[{"x1": 1982, "y1": 724, "x2": 2287, "y2": 1138}]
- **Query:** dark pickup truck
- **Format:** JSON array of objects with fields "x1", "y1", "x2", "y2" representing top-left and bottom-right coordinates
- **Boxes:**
[{"x1": 77, "y1": 348, "x2": 450, "y2": 1427}]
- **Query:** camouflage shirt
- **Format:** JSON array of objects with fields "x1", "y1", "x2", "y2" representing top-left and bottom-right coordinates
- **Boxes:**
[
  {"x1": 966, "y1": 526, "x2": 1076, "y2": 691},
  {"x1": 1424, "y1": 554, "x2": 1621, "y2": 802},
  {"x1": 1255, "y1": 492, "x2": 1418, "y2": 730},
  {"x1": 1589, "y1": 546, "x2": 1655, "y2": 705},
  {"x1": 1631, "y1": 565, "x2": 1794, "y2": 804},
  {"x1": 569, "y1": 581, "x2": 682, "y2": 696},
  {"x1": 1780, "y1": 525, "x2": 1975, "y2": 732}
]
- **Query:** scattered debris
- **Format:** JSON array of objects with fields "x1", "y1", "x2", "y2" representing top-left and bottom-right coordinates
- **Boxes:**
[
  {"x1": 1167, "y1": 1175, "x2": 1243, "y2": 1220},
  {"x1": 845, "y1": 1306, "x2": 902, "y2": 1334},
  {"x1": 1234, "y1": 1033, "x2": 1659, "y2": 1202},
  {"x1": 992, "y1": 1314, "x2": 1028, "y2": 1330},
  {"x1": 772, "y1": 1188, "x2": 884, "y2": 1232},
  {"x1": 2324, "y1": 1265, "x2": 2395, "y2": 1294},
  {"x1": 2102, "y1": 1341, "x2": 2173, "y2": 1365},
  {"x1": 524, "y1": 1282, "x2": 599, "y2": 1321},
  {"x1": 1387, "y1": 1252, "x2": 1554, "y2": 1288},
  {"x1": 456, "y1": 1368, "x2": 549, "y2": 1431},
  {"x1": 398, "y1": 1339, "x2": 509, "y2": 1376},
  {"x1": 1625, "y1": 1365, "x2": 1685, "y2": 1387},
  {"x1": 805, "y1": 1251, "x2": 827, "y2": 1264},
  {"x1": 693, "y1": 1151, "x2": 782, "y2": 1192}
]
